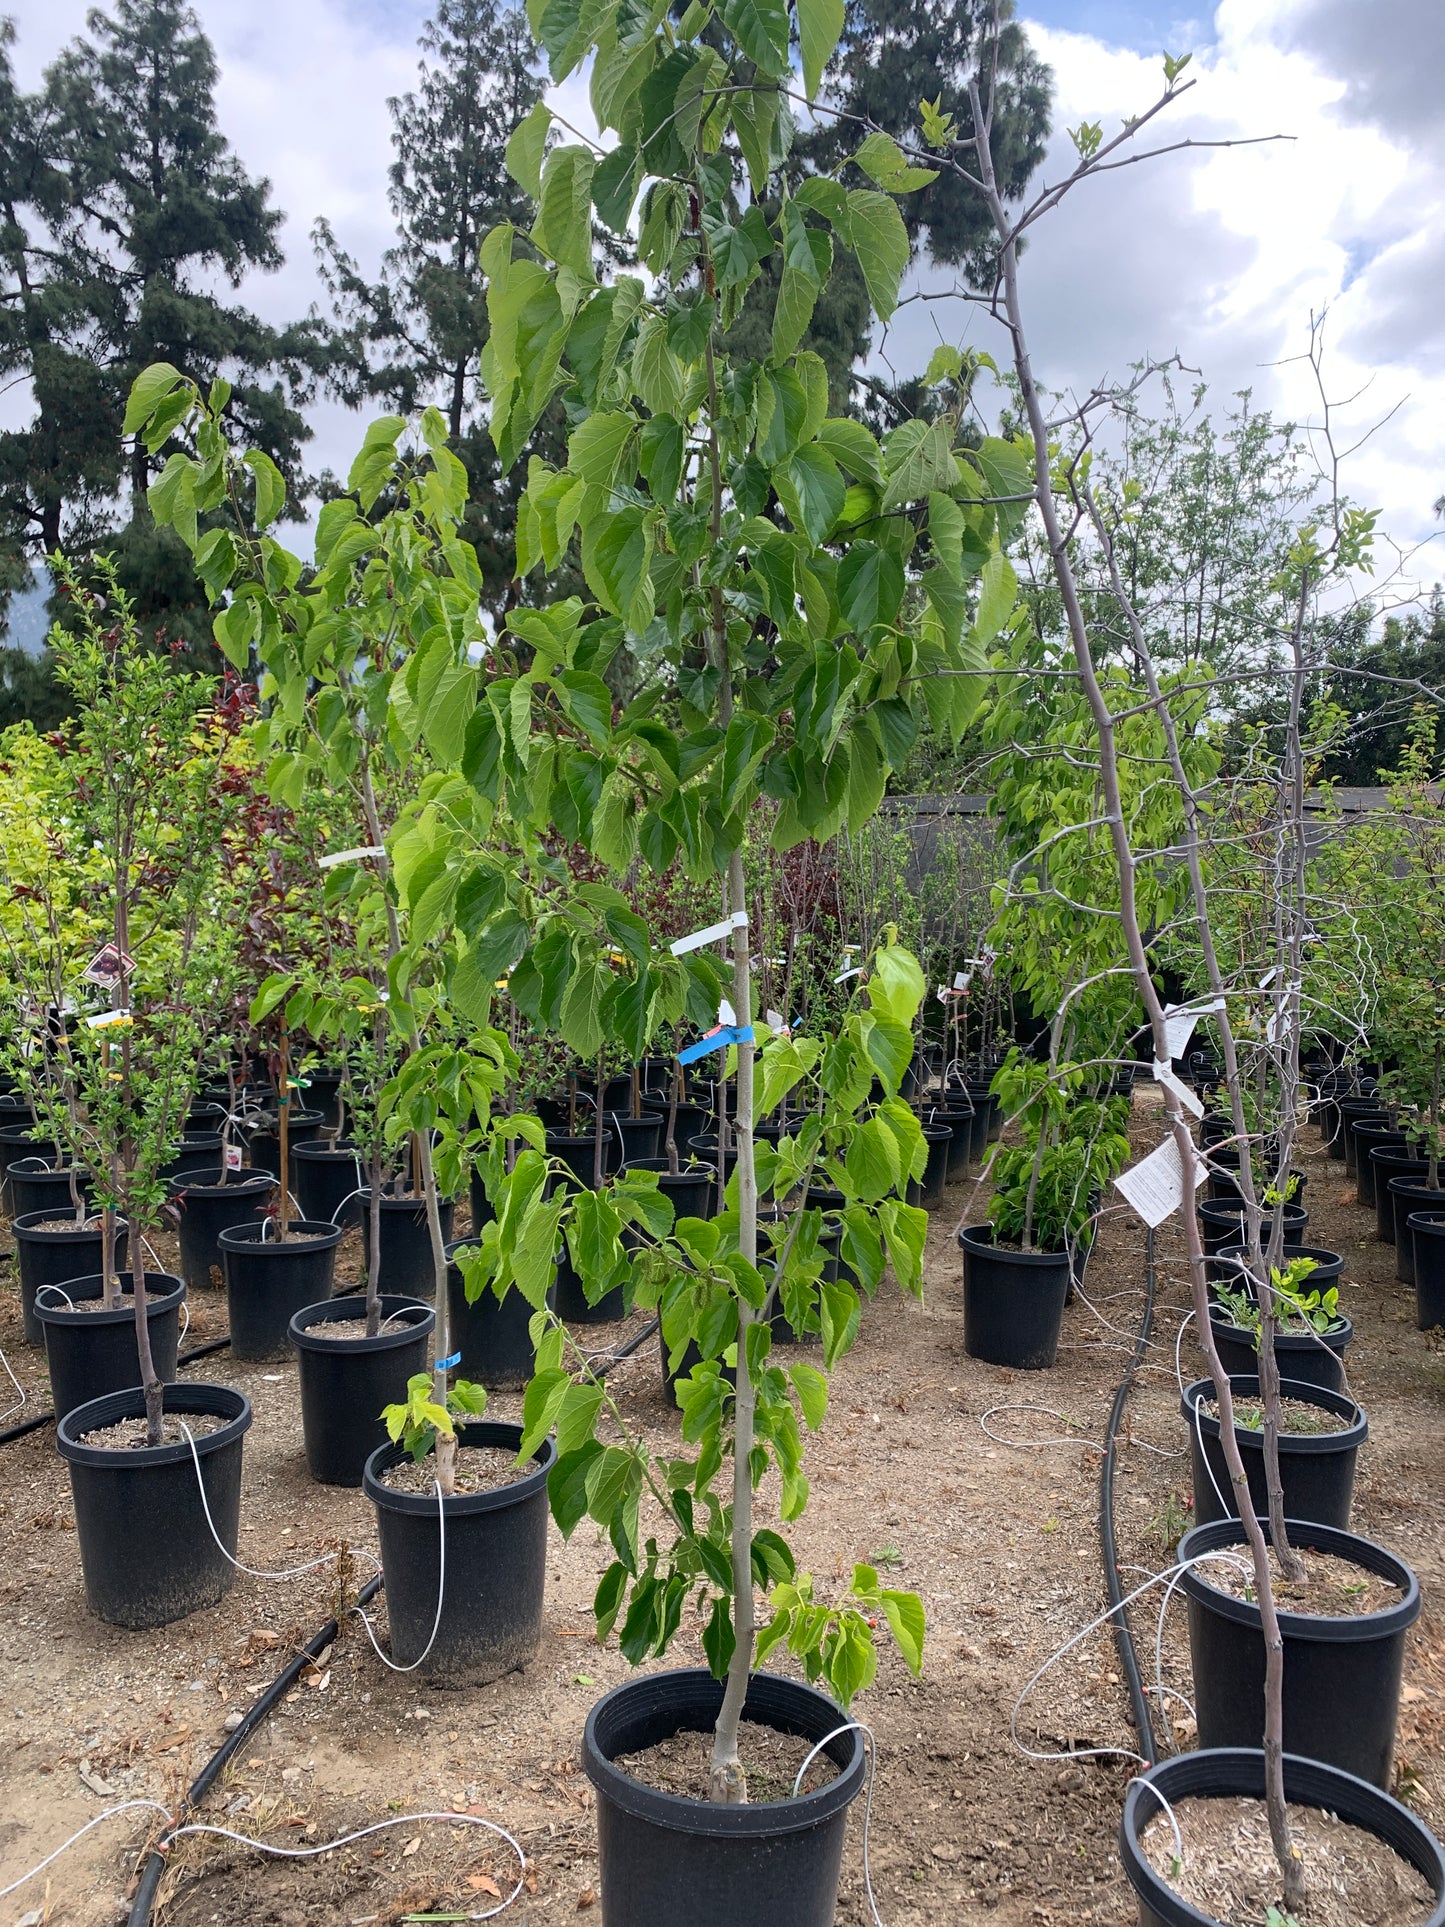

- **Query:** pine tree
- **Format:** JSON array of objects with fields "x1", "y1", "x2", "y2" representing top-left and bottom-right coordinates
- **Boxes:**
[
  {"x1": 42, "y1": 0, "x2": 328, "y2": 511},
  {"x1": 315, "y1": 0, "x2": 549, "y2": 610}
]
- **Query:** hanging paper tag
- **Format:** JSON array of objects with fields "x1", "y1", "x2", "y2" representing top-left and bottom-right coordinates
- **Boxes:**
[
  {"x1": 765, "y1": 1010, "x2": 789, "y2": 1036},
  {"x1": 1152, "y1": 1058, "x2": 1205, "y2": 1118},
  {"x1": 225, "y1": 1143, "x2": 244, "y2": 1171},
  {"x1": 82, "y1": 944, "x2": 136, "y2": 988},
  {"x1": 953, "y1": 970, "x2": 972, "y2": 991},
  {"x1": 318, "y1": 845, "x2": 386, "y2": 871},
  {"x1": 1113, "y1": 1136, "x2": 1206, "y2": 1228},
  {"x1": 670, "y1": 911, "x2": 749, "y2": 956}
]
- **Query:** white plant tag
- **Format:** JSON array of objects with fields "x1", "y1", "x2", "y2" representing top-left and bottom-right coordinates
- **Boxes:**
[
  {"x1": 833, "y1": 965, "x2": 864, "y2": 985},
  {"x1": 953, "y1": 970, "x2": 971, "y2": 991},
  {"x1": 1152, "y1": 1058, "x2": 1205, "y2": 1118},
  {"x1": 670, "y1": 911, "x2": 748, "y2": 956},
  {"x1": 718, "y1": 997, "x2": 737, "y2": 1028},
  {"x1": 318, "y1": 845, "x2": 385, "y2": 870},
  {"x1": 225, "y1": 1143, "x2": 243, "y2": 1170},
  {"x1": 85, "y1": 1009, "x2": 132, "y2": 1031},
  {"x1": 1113, "y1": 1136, "x2": 1206, "y2": 1228}
]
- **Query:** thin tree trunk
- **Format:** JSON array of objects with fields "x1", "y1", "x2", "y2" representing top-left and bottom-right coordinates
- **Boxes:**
[{"x1": 972, "y1": 80, "x2": 1304, "y2": 1909}]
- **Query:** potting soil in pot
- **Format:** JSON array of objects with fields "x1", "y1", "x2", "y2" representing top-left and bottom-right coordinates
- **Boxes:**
[
  {"x1": 77, "y1": 1412, "x2": 228, "y2": 1449},
  {"x1": 1140, "y1": 1796, "x2": 1435, "y2": 1927},
  {"x1": 1202, "y1": 1394, "x2": 1351, "y2": 1435},
  {"x1": 374, "y1": 1444, "x2": 524, "y2": 1495},
  {"x1": 615, "y1": 1721, "x2": 840, "y2": 1802},
  {"x1": 1204, "y1": 1541, "x2": 1405, "y2": 1615}
]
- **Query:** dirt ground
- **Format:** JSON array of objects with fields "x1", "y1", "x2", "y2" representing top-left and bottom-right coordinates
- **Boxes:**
[{"x1": 1, "y1": 1085, "x2": 1443, "y2": 1927}]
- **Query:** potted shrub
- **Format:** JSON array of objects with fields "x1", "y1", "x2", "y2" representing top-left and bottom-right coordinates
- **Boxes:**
[
  {"x1": 959, "y1": 1055, "x2": 1130, "y2": 1369},
  {"x1": 2, "y1": 559, "x2": 253, "y2": 1624}
]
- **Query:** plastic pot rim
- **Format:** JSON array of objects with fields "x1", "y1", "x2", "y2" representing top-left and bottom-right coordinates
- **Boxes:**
[
  {"x1": 1205, "y1": 1304, "x2": 1352, "y2": 1348},
  {"x1": 581, "y1": 1666, "x2": 867, "y2": 1838},
  {"x1": 12, "y1": 1209, "x2": 121, "y2": 1245},
  {"x1": 35, "y1": 1271, "x2": 185, "y2": 1330},
  {"x1": 167, "y1": 1168, "x2": 277, "y2": 1200},
  {"x1": 362, "y1": 1417, "x2": 556, "y2": 1519},
  {"x1": 1176, "y1": 1516, "x2": 1419, "y2": 1639},
  {"x1": 1407, "y1": 1210, "x2": 1445, "y2": 1239},
  {"x1": 289, "y1": 1295, "x2": 435, "y2": 1354},
  {"x1": 1180, "y1": 1373, "x2": 1368, "y2": 1454},
  {"x1": 1120, "y1": 1747, "x2": 1445, "y2": 1927},
  {"x1": 291, "y1": 1140, "x2": 364, "y2": 1163},
  {"x1": 957, "y1": 1222, "x2": 1070, "y2": 1264},
  {"x1": 55, "y1": 1380, "x2": 252, "y2": 1470},
  {"x1": 217, "y1": 1220, "x2": 344, "y2": 1256}
]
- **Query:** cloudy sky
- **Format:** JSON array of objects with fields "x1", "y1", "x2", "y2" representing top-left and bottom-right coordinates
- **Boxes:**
[{"x1": 5, "y1": 0, "x2": 1442, "y2": 598}]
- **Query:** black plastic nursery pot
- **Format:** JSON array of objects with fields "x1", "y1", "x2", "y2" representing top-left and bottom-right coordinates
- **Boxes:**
[
  {"x1": 306, "y1": 1068, "x2": 346, "y2": 1130},
  {"x1": 922, "y1": 1108, "x2": 976, "y2": 1181},
  {"x1": 606, "y1": 1111, "x2": 663, "y2": 1169},
  {"x1": 1412, "y1": 1211, "x2": 1445, "y2": 1331},
  {"x1": 358, "y1": 1188, "x2": 455, "y2": 1298},
  {"x1": 55, "y1": 1381, "x2": 252, "y2": 1630},
  {"x1": 623, "y1": 1157, "x2": 718, "y2": 1224},
  {"x1": 158, "y1": 1133, "x2": 224, "y2": 1184},
  {"x1": 1389, "y1": 1177, "x2": 1445, "y2": 1283},
  {"x1": 36, "y1": 1271, "x2": 184, "y2": 1421},
  {"x1": 6, "y1": 1159, "x2": 91, "y2": 1220},
  {"x1": 291, "y1": 1141, "x2": 366, "y2": 1228},
  {"x1": 169, "y1": 1168, "x2": 278, "y2": 1292},
  {"x1": 1119, "y1": 1748, "x2": 1445, "y2": 1927},
  {"x1": 1206, "y1": 1301, "x2": 1352, "y2": 1395},
  {"x1": 13, "y1": 1211, "x2": 130, "y2": 1347},
  {"x1": 1210, "y1": 1242, "x2": 1344, "y2": 1304},
  {"x1": 958, "y1": 1224, "x2": 1071, "y2": 1370},
  {"x1": 1176, "y1": 1516, "x2": 1419, "y2": 1788},
  {"x1": 1197, "y1": 1201, "x2": 1307, "y2": 1283},
  {"x1": 244, "y1": 1107, "x2": 327, "y2": 1180},
  {"x1": 688, "y1": 1133, "x2": 740, "y2": 1193},
  {"x1": 1371, "y1": 1149, "x2": 1430, "y2": 1243},
  {"x1": 640, "y1": 1093, "x2": 714, "y2": 1152},
  {"x1": 546, "y1": 1130, "x2": 605, "y2": 1191},
  {"x1": 1205, "y1": 1163, "x2": 1307, "y2": 1209},
  {"x1": 445, "y1": 1237, "x2": 548, "y2": 1390},
  {"x1": 554, "y1": 1241, "x2": 627, "y2": 1323},
  {"x1": 1182, "y1": 1373, "x2": 1366, "y2": 1530},
  {"x1": 0, "y1": 1124, "x2": 56, "y2": 1207},
  {"x1": 363, "y1": 1418, "x2": 556, "y2": 1685},
  {"x1": 1353, "y1": 1122, "x2": 1411, "y2": 1207},
  {"x1": 219, "y1": 1221, "x2": 344, "y2": 1360},
  {"x1": 907, "y1": 1124, "x2": 952, "y2": 1207},
  {"x1": 581, "y1": 1667, "x2": 867, "y2": 1927},
  {"x1": 1337, "y1": 1098, "x2": 1388, "y2": 1169},
  {"x1": 289, "y1": 1295, "x2": 436, "y2": 1486}
]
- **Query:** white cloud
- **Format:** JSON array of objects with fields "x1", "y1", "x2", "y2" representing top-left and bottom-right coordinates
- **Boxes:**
[
  {"x1": 880, "y1": 1, "x2": 1443, "y2": 595},
  {"x1": 4, "y1": 0, "x2": 1441, "y2": 586}
]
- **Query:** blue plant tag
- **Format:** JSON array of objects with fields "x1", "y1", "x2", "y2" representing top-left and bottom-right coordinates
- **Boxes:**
[
  {"x1": 678, "y1": 1024, "x2": 755, "y2": 1066},
  {"x1": 434, "y1": 1352, "x2": 461, "y2": 1371}
]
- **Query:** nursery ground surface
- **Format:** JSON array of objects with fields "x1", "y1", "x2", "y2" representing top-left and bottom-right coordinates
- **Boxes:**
[{"x1": 2, "y1": 1087, "x2": 1444, "y2": 1926}]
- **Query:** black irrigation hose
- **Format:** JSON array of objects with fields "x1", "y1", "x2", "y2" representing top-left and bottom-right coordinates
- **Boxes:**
[
  {"x1": 126, "y1": 1571, "x2": 384, "y2": 1925},
  {"x1": 1099, "y1": 1224, "x2": 1159, "y2": 1766},
  {"x1": 0, "y1": 1335, "x2": 233, "y2": 1450}
]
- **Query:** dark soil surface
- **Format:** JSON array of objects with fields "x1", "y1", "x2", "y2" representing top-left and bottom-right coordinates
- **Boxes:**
[
  {"x1": 1141, "y1": 1795, "x2": 1435, "y2": 1926},
  {"x1": 0, "y1": 1088, "x2": 1443, "y2": 1926},
  {"x1": 615, "y1": 1717, "x2": 839, "y2": 1801}
]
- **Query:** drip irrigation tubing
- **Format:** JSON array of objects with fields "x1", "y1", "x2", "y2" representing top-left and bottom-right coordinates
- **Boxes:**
[
  {"x1": 0, "y1": 1333, "x2": 235, "y2": 1449},
  {"x1": 1099, "y1": 1224, "x2": 1160, "y2": 1766},
  {"x1": 126, "y1": 1571, "x2": 383, "y2": 1925}
]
